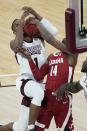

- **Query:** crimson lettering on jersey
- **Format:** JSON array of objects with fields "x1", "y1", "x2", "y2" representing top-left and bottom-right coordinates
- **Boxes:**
[
  {"x1": 24, "y1": 44, "x2": 42, "y2": 55},
  {"x1": 46, "y1": 52, "x2": 75, "y2": 92}
]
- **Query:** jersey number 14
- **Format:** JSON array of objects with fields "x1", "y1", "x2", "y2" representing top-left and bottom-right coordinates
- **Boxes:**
[{"x1": 50, "y1": 65, "x2": 57, "y2": 76}]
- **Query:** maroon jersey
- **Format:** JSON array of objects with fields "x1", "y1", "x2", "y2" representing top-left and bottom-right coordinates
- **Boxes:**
[{"x1": 45, "y1": 52, "x2": 75, "y2": 92}]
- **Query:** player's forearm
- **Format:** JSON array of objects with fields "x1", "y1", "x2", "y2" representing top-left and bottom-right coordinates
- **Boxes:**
[
  {"x1": 33, "y1": 10, "x2": 42, "y2": 21},
  {"x1": 63, "y1": 82, "x2": 82, "y2": 93},
  {"x1": 14, "y1": 21, "x2": 24, "y2": 47},
  {"x1": 29, "y1": 60, "x2": 48, "y2": 81},
  {"x1": 36, "y1": 22, "x2": 68, "y2": 52},
  {"x1": 36, "y1": 22, "x2": 57, "y2": 43},
  {"x1": 40, "y1": 18, "x2": 58, "y2": 36}
]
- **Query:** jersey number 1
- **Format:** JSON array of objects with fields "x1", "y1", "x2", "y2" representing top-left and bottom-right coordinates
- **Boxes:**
[{"x1": 34, "y1": 57, "x2": 38, "y2": 67}]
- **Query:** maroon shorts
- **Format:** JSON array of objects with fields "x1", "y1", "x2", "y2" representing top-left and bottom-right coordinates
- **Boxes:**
[{"x1": 35, "y1": 90, "x2": 74, "y2": 131}]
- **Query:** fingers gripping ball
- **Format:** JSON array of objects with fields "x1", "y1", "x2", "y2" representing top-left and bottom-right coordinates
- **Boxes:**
[{"x1": 24, "y1": 24, "x2": 41, "y2": 38}]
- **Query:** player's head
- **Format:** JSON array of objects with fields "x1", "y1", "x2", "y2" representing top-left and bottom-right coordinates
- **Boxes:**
[
  {"x1": 81, "y1": 58, "x2": 87, "y2": 73},
  {"x1": 24, "y1": 17, "x2": 41, "y2": 38},
  {"x1": 11, "y1": 17, "x2": 41, "y2": 38},
  {"x1": 11, "y1": 19, "x2": 20, "y2": 34},
  {"x1": 24, "y1": 23, "x2": 41, "y2": 38}
]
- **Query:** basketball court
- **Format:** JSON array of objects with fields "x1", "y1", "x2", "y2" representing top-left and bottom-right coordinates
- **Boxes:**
[{"x1": 0, "y1": 0, "x2": 87, "y2": 130}]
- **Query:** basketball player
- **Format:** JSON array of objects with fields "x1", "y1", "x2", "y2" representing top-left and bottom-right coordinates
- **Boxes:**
[
  {"x1": 16, "y1": 39, "x2": 78, "y2": 131},
  {"x1": 31, "y1": 19, "x2": 79, "y2": 130},
  {"x1": 0, "y1": 7, "x2": 58, "y2": 131},
  {"x1": 11, "y1": 10, "x2": 45, "y2": 131},
  {"x1": 15, "y1": 25, "x2": 78, "y2": 131},
  {"x1": 5, "y1": 37, "x2": 77, "y2": 131},
  {"x1": 53, "y1": 58, "x2": 87, "y2": 101},
  {"x1": 26, "y1": 38, "x2": 78, "y2": 131}
]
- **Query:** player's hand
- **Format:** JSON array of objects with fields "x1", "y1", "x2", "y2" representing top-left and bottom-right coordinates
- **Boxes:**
[
  {"x1": 52, "y1": 87, "x2": 64, "y2": 100},
  {"x1": 17, "y1": 47, "x2": 31, "y2": 60},
  {"x1": 20, "y1": 11, "x2": 30, "y2": 24},
  {"x1": 22, "y1": 6, "x2": 35, "y2": 14},
  {"x1": 52, "y1": 84, "x2": 69, "y2": 100},
  {"x1": 22, "y1": 6, "x2": 42, "y2": 21}
]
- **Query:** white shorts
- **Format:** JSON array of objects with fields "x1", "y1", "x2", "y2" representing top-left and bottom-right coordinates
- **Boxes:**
[{"x1": 16, "y1": 76, "x2": 45, "y2": 106}]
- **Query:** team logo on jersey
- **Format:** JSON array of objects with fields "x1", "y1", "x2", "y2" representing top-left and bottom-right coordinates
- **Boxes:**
[
  {"x1": 49, "y1": 58, "x2": 63, "y2": 65},
  {"x1": 25, "y1": 44, "x2": 42, "y2": 55}
]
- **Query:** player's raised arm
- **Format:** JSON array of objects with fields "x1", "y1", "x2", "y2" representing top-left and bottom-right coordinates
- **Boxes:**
[
  {"x1": 36, "y1": 20, "x2": 68, "y2": 53},
  {"x1": 22, "y1": 6, "x2": 58, "y2": 36},
  {"x1": 22, "y1": 6, "x2": 43, "y2": 21},
  {"x1": 10, "y1": 11, "x2": 29, "y2": 52}
]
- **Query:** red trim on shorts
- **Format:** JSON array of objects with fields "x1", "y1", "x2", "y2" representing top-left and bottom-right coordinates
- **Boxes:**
[
  {"x1": 20, "y1": 79, "x2": 32, "y2": 107},
  {"x1": 21, "y1": 79, "x2": 32, "y2": 96},
  {"x1": 21, "y1": 96, "x2": 31, "y2": 107}
]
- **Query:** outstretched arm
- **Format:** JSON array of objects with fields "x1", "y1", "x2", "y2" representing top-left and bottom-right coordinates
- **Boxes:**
[
  {"x1": 36, "y1": 21, "x2": 69, "y2": 53},
  {"x1": 10, "y1": 11, "x2": 29, "y2": 52},
  {"x1": 53, "y1": 81, "x2": 83, "y2": 99}
]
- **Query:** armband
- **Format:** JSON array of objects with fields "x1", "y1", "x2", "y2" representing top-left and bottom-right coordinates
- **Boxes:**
[{"x1": 40, "y1": 18, "x2": 58, "y2": 36}]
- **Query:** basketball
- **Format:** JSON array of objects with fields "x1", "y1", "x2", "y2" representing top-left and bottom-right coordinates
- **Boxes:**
[{"x1": 24, "y1": 23, "x2": 41, "y2": 38}]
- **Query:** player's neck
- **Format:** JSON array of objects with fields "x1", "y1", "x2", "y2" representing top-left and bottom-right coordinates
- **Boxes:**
[{"x1": 24, "y1": 36, "x2": 33, "y2": 43}]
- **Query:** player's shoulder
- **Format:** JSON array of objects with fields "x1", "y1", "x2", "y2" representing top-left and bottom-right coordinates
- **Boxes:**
[
  {"x1": 48, "y1": 52, "x2": 62, "y2": 58},
  {"x1": 53, "y1": 52, "x2": 62, "y2": 56}
]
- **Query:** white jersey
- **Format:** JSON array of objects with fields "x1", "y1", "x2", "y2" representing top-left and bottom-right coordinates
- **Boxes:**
[
  {"x1": 80, "y1": 74, "x2": 87, "y2": 101},
  {"x1": 15, "y1": 38, "x2": 46, "y2": 80}
]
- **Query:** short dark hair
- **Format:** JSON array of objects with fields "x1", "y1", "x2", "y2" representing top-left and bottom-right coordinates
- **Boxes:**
[{"x1": 11, "y1": 19, "x2": 19, "y2": 31}]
